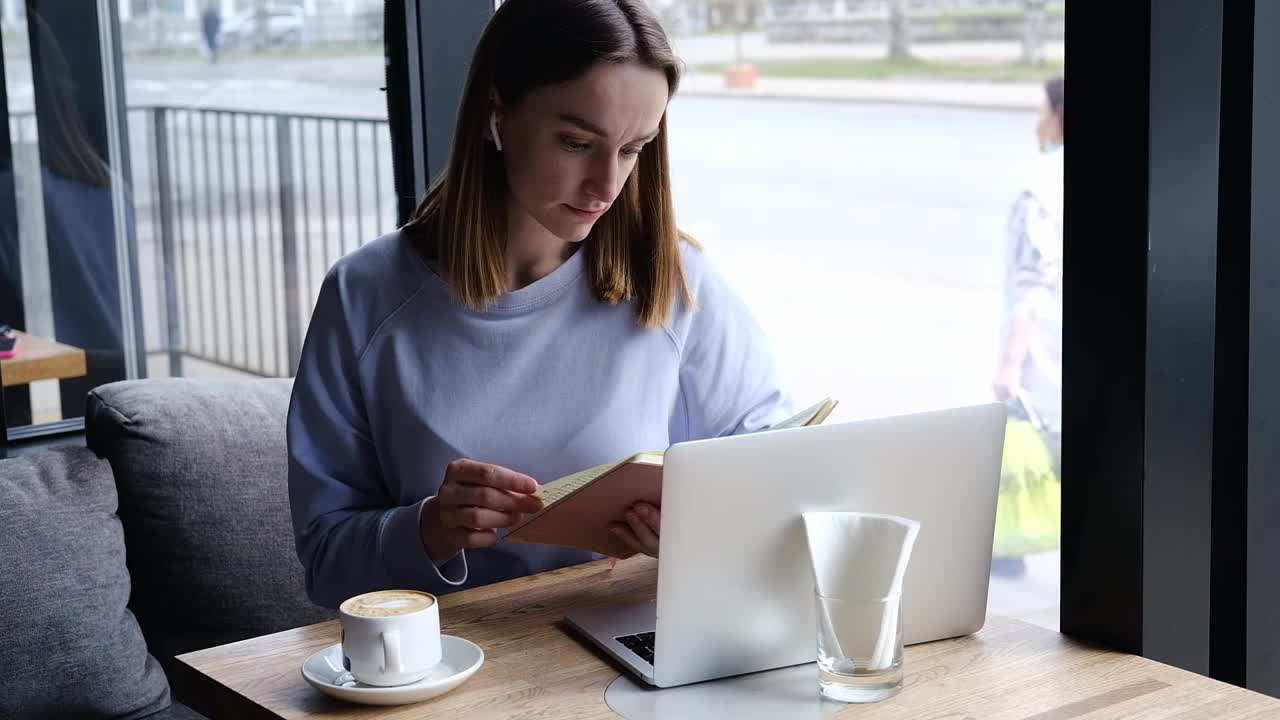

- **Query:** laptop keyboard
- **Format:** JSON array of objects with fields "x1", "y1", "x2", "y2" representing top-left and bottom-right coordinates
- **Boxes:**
[{"x1": 615, "y1": 632, "x2": 656, "y2": 665}]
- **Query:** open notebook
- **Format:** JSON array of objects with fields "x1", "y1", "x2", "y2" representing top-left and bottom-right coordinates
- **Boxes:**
[{"x1": 505, "y1": 398, "x2": 838, "y2": 558}]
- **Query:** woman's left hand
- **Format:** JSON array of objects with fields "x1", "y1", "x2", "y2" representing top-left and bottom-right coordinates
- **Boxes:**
[{"x1": 610, "y1": 502, "x2": 660, "y2": 558}]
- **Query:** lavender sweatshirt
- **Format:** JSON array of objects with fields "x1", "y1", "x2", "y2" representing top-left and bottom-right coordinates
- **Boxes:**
[{"x1": 287, "y1": 230, "x2": 790, "y2": 608}]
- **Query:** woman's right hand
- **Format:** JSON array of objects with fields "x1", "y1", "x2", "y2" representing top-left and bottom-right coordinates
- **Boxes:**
[{"x1": 419, "y1": 459, "x2": 544, "y2": 565}]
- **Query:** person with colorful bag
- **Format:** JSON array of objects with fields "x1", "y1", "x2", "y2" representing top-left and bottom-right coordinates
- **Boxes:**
[{"x1": 991, "y1": 77, "x2": 1064, "y2": 578}]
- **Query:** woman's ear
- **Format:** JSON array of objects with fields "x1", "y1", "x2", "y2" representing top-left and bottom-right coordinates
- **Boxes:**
[
  {"x1": 483, "y1": 90, "x2": 504, "y2": 149},
  {"x1": 489, "y1": 110, "x2": 504, "y2": 151}
]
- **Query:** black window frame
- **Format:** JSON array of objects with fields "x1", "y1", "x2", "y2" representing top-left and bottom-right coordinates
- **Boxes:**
[{"x1": 1061, "y1": 0, "x2": 1277, "y2": 695}]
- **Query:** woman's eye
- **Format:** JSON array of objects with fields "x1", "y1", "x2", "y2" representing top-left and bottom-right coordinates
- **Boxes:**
[
  {"x1": 621, "y1": 146, "x2": 643, "y2": 158},
  {"x1": 561, "y1": 137, "x2": 589, "y2": 152}
]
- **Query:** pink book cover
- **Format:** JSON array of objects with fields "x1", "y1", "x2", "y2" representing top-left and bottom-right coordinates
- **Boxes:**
[
  {"x1": 507, "y1": 459, "x2": 663, "y2": 559},
  {"x1": 504, "y1": 399, "x2": 836, "y2": 558}
]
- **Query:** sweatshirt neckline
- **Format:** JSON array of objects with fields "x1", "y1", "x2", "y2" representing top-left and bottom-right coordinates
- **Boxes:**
[
  {"x1": 490, "y1": 245, "x2": 586, "y2": 310},
  {"x1": 420, "y1": 240, "x2": 586, "y2": 313}
]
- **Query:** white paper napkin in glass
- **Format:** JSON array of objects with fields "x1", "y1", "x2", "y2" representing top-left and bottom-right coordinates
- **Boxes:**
[{"x1": 802, "y1": 511, "x2": 921, "y2": 669}]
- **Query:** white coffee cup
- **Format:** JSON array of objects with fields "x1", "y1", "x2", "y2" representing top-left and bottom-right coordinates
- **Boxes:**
[{"x1": 339, "y1": 589, "x2": 442, "y2": 687}]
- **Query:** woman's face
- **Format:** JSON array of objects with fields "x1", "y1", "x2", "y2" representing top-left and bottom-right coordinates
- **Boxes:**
[{"x1": 495, "y1": 61, "x2": 670, "y2": 243}]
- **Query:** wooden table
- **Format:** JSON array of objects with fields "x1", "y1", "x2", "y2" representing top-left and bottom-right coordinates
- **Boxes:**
[
  {"x1": 174, "y1": 557, "x2": 1280, "y2": 719},
  {"x1": 0, "y1": 331, "x2": 86, "y2": 387}
]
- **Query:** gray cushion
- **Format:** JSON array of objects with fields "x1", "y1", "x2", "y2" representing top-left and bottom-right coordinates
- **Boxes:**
[
  {"x1": 0, "y1": 447, "x2": 170, "y2": 719},
  {"x1": 85, "y1": 378, "x2": 334, "y2": 671}
]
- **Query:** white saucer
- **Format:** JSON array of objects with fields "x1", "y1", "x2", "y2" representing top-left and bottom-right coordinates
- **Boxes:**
[{"x1": 301, "y1": 635, "x2": 484, "y2": 706}]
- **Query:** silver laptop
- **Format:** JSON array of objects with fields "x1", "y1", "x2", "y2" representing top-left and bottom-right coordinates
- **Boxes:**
[{"x1": 564, "y1": 403, "x2": 1006, "y2": 688}]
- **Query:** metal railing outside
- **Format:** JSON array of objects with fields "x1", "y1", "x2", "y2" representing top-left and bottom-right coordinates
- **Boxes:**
[
  {"x1": 135, "y1": 105, "x2": 395, "y2": 378},
  {"x1": 9, "y1": 104, "x2": 394, "y2": 379}
]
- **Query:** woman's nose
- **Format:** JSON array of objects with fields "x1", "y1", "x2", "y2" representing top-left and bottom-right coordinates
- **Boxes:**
[{"x1": 584, "y1": 156, "x2": 622, "y2": 202}]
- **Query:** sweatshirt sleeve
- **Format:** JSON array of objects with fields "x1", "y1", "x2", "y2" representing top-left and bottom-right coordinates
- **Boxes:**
[
  {"x1": 670, "y1": 248, "x2": 794, "y2": 442},
  {"x1": 287, "y1": 267, "x2": 466, "y2": 609}
]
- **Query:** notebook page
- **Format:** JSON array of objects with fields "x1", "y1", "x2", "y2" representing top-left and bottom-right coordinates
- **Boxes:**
[
  {"x1": 770, "y1": 398, "x2": 836, "y2": 431},
  {"x1": 535, "y1": 458, "x2": 628, "y2": 506}
]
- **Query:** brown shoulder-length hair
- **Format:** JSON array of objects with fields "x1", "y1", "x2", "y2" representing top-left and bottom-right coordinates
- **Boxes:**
[{"x1": 401, "y1": 0, "x2": 694, "y2": 328}]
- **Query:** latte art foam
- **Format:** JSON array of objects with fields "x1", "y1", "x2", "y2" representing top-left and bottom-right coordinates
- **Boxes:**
[{"x1": 340, "y1": 590, "x2": 435, "y2": 618}]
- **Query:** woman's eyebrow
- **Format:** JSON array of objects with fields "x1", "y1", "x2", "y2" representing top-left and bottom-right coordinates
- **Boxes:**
[{"x1": 555, "y1": 112, "x2": 660, "y2": 143}]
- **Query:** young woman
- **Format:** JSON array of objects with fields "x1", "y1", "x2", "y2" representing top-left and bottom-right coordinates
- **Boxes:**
[{"x1": 287, "y1": 0, "x2": 792, "y2": 609}]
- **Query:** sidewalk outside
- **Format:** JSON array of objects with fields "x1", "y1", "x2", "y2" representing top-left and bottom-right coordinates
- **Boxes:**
[
  {"x1": 679, "y1": 72, "x2": 1044, "y2": 111},
  {"x1": 671, "y1": 35, "x2": 1061, "y2": 111},
  {"x1": 103, "y1": 35, "x2": 1061, "y2": 115}
]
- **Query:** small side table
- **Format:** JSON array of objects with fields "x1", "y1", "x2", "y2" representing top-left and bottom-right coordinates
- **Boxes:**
[{"x1": 0, "y1": 331, "x2": 87, "y2": 455}]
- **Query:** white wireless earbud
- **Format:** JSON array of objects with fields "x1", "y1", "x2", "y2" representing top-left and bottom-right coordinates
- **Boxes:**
[{"x1": 489, "y1": 111, "x2": 503, "y2": 151}]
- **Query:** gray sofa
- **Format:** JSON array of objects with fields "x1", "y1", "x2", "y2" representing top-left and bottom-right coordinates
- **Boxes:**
[{"x1": 0, "y1": 378, "x2": 334, "y2": 720}]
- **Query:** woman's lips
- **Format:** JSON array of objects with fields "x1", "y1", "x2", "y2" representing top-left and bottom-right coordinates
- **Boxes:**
[{"x1": 564, "y1": 204, "x2": 605, "y2": 220}]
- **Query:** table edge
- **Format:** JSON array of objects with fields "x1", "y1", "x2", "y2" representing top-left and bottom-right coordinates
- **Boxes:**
[{"x1": 173, "y1": 653, "x2": 286, "y2": 720}]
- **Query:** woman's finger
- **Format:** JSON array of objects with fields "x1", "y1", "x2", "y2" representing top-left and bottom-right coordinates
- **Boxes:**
[
  {"x1": 610, "y1": 523, "x2": 644, "y2": 558},
  {"x1": 634, "y1": 503, "x2": 661, "y2": 534},
  {"x1": 453, "y1": 484, "x2": 525, "y2": 512},
  {"x1": 453, "y1": 506, "x2": 516, "y2": 529},
  {"x1": 457, "y1": 528, "x2": 499, "y2": 549},
  {"x1": 450, "y1": 459, "x2": 539, "y2": 494},
  {"x1": 624, "y1": 509, "x2": 660, "y2": 558}
]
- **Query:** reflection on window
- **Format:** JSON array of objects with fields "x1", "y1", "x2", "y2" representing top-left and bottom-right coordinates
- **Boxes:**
[
  {"x1": 1, "y1": 8, "x2": 134, "y2": 430},
  {"x1": 1, "y1": 1, "x2": 394, "y2": 435}
]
